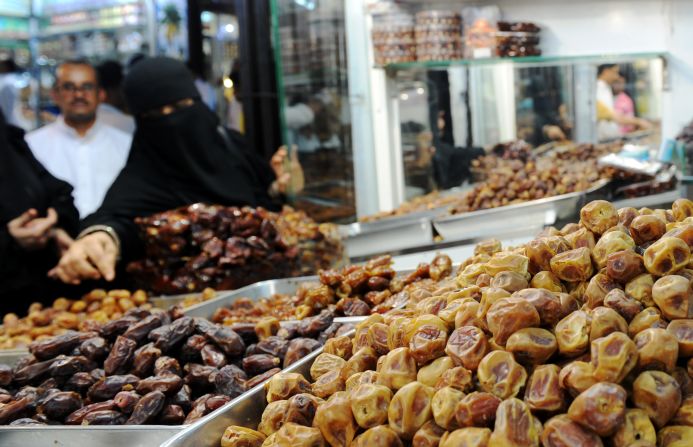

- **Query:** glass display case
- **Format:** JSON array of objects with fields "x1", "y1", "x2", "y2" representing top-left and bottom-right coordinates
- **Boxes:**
[
  {"x1": 386, "y1": 52, "x2": 666, "y2": 201},
  {"x1": 271, "y1": 0, "x2": 356, "y2": 223}
]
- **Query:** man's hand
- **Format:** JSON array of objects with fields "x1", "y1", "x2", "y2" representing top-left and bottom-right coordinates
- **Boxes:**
[
  {"x1": 7, "y1": 208, "x2": 58, "y2": 250},
  {"x1": 49, "y1": 232, "x2": 117, "y2": 285}
]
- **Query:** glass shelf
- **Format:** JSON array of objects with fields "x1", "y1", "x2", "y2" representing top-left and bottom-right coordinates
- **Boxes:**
[{"x1": 381, "y1": 52, "x2": 668, "y2": 72}]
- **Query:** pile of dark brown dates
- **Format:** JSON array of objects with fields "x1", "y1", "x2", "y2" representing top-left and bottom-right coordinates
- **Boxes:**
[{"x1": 0, "y1": 306, "x2": 349, "y2": 426}]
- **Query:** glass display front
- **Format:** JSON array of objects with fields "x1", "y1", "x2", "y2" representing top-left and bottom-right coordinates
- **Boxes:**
[
  {"x1": 271, "y1": 0, "x2": 356, "y2": 223},
  {"x1": 390, "y1": 55, "x2": 665, "y2": 200}
]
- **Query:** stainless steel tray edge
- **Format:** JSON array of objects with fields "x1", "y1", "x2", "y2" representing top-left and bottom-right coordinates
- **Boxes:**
[
  {"x1": 433, "y1": 179, "x2": 610, "y2": 240},
  {"x1": 160, "y1": 346, "x2": 324, "y2": 447},
  {"x1": 0, "y1": 424, "x2": 182, "y2": 447},
  {"x1": 0, "y1": 349, "x2": 29, "y2": 367},
  {"x1": 182, "y1": 275, "x2": 321, "y2": 320},
  {"x1": 149, "y1": 290, "x2": 237, "y2": 309}
]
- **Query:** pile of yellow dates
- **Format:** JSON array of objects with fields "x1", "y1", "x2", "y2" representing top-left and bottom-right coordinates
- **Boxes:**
[
  {"x1": 0, "y1": 289, "x2": 149, "y2": 349},
  {"x1": 221, "y1": 199, "x2": 693, "y2": 447}
]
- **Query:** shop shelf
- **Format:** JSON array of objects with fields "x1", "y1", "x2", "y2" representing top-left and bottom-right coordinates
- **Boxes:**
[{"x1": 380, "y1": 51, "x2": 667, "y2": 72}]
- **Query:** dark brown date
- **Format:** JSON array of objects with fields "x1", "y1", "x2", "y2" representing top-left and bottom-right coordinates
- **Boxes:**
[
  {"x1": 214, "y1": 365, "x2": 247, "y2": 398},
  {"x1": 114, "y1": 390, "x2": 141, "y2": 414},
  {"x1": 13, "y1": 358, "x2": 53, "y2": 385},
  {"x1": 131, "y1": 343, "x2": 162, "y2": 378},
  {"x1": 29, "y1": 331, "x2": 85, "y2": 360},
  {"x1": 254, "y1": 336, "x2": 289, "y2": 359},
  {"x1": 205, "y1": 394, "x2": 231, "y2": 412},
  {"x1": 64, "y1": 372, "x2": 96, "y2": 395},
  {"x1": 284, "y1": 338, "x2": 322, "y2": 368},
  {"x1": 88, "y1": 374, "x2": 140, "y2": 402},
  {"x1": 194, "y1": 319, "x2": 245, "y2": 358},
  {"x1": 38, "y1": 391, "x2": 82, "y2": 421},
  {"x1": 158, "y1": 404, "x2": 185, "y2": 425},
  {"x1": 180, "y1": 334, "x2": 206, "y2": 363},
  {"x1": 154, "y1": 317, "x2": 195, "y2": 353},
  {"x1": 136, "y1": 375, "x2": 183, "y2": 396},
  {"x1": 79, "y1": 337, "x2": 109, "y2": 362},
  {"x1": 82, "y1": 410, "x2": 127, "y2": 425},
  {"x1": 201, "y1": 344, "x2": 228, "y2": 368},
  {"x1": 297, "y1": 310, "x2": 334, "y2": 337},
  {"x1": 104, "y1": 336, "x2": 137, "y2": 376},
  {"x1": 184, "y1": 394, "x2": 212, "y2": 423},
  {"x1": 170, "y1": 384, "x2": 192, "y2": 412},
  {"x1": 242, "y1": 354, "x2": 280, "y2": 377},
  {"x1": 123, "y1": 314, "x2": 164, "y2": 344},
  {"x1": 154, "y1": 356, "x2": 182, "y2": 377},
  {"x1": 126, "y1": 391, "x2": 166, "y2": 425},
  {"x1": 65, "y1": 400, "x2": 116, "y2": 424},
  {"x1": 0, "y1": 396, "x2": 33, "y2": 424},
  {"x1": 100, "y1": 316, "x2": 137, "y2": 340},
  {"x1": 183, "y1": 364, "x2": 217, "y2": 390},
  {"x1": 49, "y1": 355, "x2": 94, "y2": 378},
  {"x1": 245, "y1": 368, "x2": 282, "y2": 389}
]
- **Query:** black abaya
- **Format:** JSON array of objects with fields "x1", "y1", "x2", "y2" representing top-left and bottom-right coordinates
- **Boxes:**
[
  {"x1": 82, "y1": 58, "x2": 276, "y2": 263},
  {"x1": 0, "y1": 111, "x2": 80, "y2": 313}
]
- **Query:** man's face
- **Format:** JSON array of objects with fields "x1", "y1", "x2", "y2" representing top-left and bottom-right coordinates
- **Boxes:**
[
  {"x1": 605, "y1": 66, "x2": 620, "y2": 83},
  {"x1": 52, "y1": 64, "x2": 104, "y2": 125}
]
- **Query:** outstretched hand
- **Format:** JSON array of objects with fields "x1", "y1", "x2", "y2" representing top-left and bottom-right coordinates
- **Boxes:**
[{"x1": 49, "y1": 232, "x2": 117, "y2": 285}]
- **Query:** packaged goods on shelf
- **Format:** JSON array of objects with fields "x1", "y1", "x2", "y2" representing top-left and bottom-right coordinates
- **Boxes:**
[
  {"x1": 212, "y1": 198, "x2": 693, "y2": 447},
  {"x1": 210, "y1": 254, "x2": 454, "y2": 325},
  {"x1": 0, "y1": 306, "x2": 352, "y2": 426},
  {"x1": 414, "y1": 10, "x2": 463, "y2": 62},
  {"x1": 371, "y1": 13, "x2": 416, "y2": 66},
  {"x1": 126, "y1": 204, "x2": 344, "y2": 295},
  {"x1": 0, "y1": 289, "x2": 149, "y2": 350},
  {"x1": 495, "y1": 21, "x2": 542, "y2": 57},
  {"x1": 462, "y1": 6, "x2": 499, "y2": 59}
]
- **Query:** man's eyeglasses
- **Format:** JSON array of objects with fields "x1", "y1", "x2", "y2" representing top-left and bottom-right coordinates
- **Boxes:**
[{"x1": 56, "y1": 83, "x2": 97, "y2": 94}]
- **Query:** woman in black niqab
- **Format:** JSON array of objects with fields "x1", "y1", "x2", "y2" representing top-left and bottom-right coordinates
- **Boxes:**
[
  {"x1": 0, "y1": 109, "x2": 80, "y2": 314},
  {"x1": 52, "y1": 57, "x2": 286, "y2": 285}
]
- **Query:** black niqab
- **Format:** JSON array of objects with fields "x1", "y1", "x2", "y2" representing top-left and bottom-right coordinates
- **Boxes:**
[{"x1": 83, "y1": 57, "x2": 276, "y2": 262}]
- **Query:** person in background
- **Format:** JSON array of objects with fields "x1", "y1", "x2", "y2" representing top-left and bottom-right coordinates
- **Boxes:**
[
  {"x1": 51, "y1": 57, "x2": 303, "y2": 285},
  {"x1": 96, "y1": 60, "x2": 135, "y2": 134},
  {"x1": 596, "y1": 64, "x2": 650, "y2": 140},
  {"x1": 613, "y1": 75, "x2": 636, "y2": 135},
  {"x1": 0, "y1": 109, "x2": 80, "y2": 314},
  {"x1": 0, "y1": 58, "x2": 30, "y2": 130},
  {"x1": 26, "y1": 59, "x2": 132, "y2": 218},
  {"x1": 187, "y1": 61, "x2": 217, "y2": 111}
]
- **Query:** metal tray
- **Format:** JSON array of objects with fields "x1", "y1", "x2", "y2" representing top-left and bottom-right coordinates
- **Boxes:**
[
  {"x1": 160, "y1": 346, "x2": 324, "y2": 447},
  {"x1": 0, "y1": 426, "x2": 181, "y2": 447},
  {"x1": 149, "y1": 290, "x2": 236, "y2": 310},
  {"x1": 342, "y1": 215, "x2": 435, "y2": 259},
  {"x1": 433, "y1": 179, "x2": 610, "y2": 241},
  {"x1": 182, "y1": 275, "x2": 321, "y2": 320},
  {"x1": 0, "y1": 349, "x2": 29, "y2": 367}
]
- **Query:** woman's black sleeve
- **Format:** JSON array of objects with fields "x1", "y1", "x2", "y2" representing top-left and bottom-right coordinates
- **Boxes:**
[{"x1": 16, "y1": 136, "x2": 80, "y2": 237}]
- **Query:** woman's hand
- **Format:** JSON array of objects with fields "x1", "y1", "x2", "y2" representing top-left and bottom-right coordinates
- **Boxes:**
[
  {"x1": 7, "y1": 208, "x2": 58, "y2": 250},
  {"x1": 51, "y1": 228, "x2": 74, "y2": 257},
  {"x1": 270, "y1": 145, "x2": 304, "y2": 196},
  {"x1": 49, "y1": 232, "x2": 118, "y2": 285}
]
